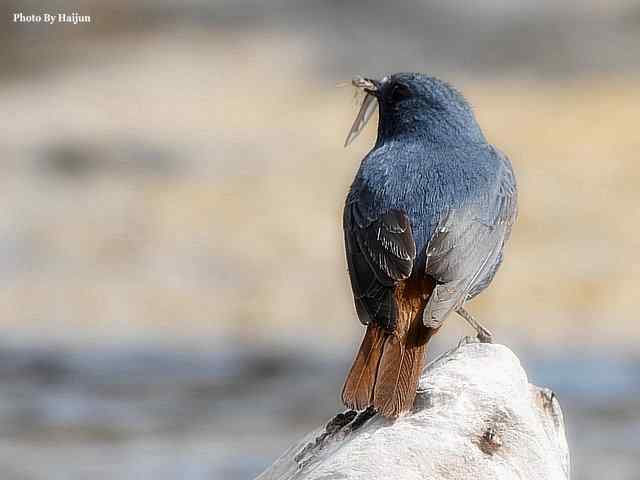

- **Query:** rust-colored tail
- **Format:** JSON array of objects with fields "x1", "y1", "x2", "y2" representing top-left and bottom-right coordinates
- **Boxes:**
[
  {"x1": 372, "y1": 322, "x2": 433, "y2": 417},
  {"x1": 342, "y1": 276, "x2": 437, "y2": 418},
  {"x1": 342, "y1": 324, "x2": 435, "y2": 417},
  {"x1": 341, "y1": 324, "x2": 386, "y2": 411}
]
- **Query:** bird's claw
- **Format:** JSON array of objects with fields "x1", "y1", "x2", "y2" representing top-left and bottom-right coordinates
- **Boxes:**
[
  {"x1": 477, "y1": 329, "x2": 493, "y2": 344},
  {"x1": 458, "y1": 335, "x2": 478, "y2": 348}
]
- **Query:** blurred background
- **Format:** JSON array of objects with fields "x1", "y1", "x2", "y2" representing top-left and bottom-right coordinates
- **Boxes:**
[{"x1": 1, "y1": 0, "x2": 640, "y2": 478}]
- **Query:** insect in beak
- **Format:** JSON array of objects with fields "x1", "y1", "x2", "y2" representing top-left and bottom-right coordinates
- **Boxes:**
[
  {"x1": 352, "y1": 76, "x2": 380, "y2": 95},
  {"x1": 344, "y1": 77, "x2": 381, "y2": 147}
]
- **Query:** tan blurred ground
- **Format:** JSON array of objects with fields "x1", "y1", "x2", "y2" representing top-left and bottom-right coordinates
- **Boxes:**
[{"x1": 0, "y1": 26, "x2": 637, "y2": 350}]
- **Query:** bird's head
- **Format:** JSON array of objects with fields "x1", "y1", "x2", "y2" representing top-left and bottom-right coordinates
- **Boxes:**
[{"x1": 345, "y1": 73, "x2": 485, "y2": 147}]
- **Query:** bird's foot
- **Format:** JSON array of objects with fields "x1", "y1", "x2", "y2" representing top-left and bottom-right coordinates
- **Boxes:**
[
  {"x1": 456, "y1": 307, "x2": 494, "y2": 344},
  {"x1": 457, "y1": 335, "x2": 479, "y2": 348},
  {"x1": 477, "y1": 329, "x2": 493, "y2": 344}
]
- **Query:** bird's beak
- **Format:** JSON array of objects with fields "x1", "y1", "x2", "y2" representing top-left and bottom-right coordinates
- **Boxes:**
[
  {"x1": 351, "y1": 76, "x2": 380, "y2": 96},
  {"x1": 345, "y1": 76, "x2": 380, "y2": 147}
]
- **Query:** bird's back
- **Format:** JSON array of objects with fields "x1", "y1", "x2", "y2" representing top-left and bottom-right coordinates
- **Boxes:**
[{"x1": 348, "y1": 141, "x2": 513, "y2": 266}]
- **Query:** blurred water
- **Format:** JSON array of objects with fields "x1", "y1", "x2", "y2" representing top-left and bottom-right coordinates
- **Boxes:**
[{"x1": 0, "y1": 343, "x2": 637, "y2": 480}]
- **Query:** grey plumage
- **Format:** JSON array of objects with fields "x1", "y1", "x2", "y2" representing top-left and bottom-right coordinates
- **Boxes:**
[
  {"x1": 344, "y1": 72, "x2": 518, "y2": 333},
  {"x1": 341, "y1": 72, "x2": 517, "y2": 416}
]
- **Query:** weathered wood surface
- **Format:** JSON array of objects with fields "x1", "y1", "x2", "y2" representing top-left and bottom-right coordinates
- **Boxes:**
[{"x1": 256, "y1": 341, "x2": 570, "y2": 480}]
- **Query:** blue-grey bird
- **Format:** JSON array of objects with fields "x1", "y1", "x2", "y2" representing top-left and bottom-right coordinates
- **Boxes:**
[{"x1": 341, "y1": 73, "x2": 517, "y2": 417}]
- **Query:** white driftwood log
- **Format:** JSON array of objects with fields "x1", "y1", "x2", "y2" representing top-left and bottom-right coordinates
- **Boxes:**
[{"x1": 257, "y1": 341, "x2": 570, "y2": 480}]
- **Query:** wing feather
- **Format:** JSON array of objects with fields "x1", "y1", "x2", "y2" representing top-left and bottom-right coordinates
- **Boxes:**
[
  {"x1": 345, "y1": 203, "x2": 416, "y2": 330},
  {"x1": 423, "y1": 147, "x2": 518, "y2": 327}
]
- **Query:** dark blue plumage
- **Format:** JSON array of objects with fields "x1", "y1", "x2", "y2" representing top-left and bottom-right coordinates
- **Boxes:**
[
  {"x1": 344, "y1": 73, "x2": 517, "y2": 331},
  {"x1": 341, "y1": 73, "x2": 517, "y2": 416}
]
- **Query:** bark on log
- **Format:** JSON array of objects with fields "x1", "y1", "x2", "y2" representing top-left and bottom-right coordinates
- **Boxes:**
[{"x1": 256, "y1": 341, "x2": 570, "y2": 480}]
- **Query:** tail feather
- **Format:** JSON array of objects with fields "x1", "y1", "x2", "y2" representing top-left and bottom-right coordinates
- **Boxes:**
[
  {"x1": 373, "y1": 332, "x2": 427, "y2": 417},
  {"x1": 341, "y1": 324, "x2": 385, "y2": 410},
  {"x1": 343, "y1": 275, "x2": 437, "y2": 417}
]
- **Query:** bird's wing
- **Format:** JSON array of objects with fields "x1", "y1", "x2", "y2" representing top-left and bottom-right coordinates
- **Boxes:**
[
  {"x1": 344, "y1": 198, "x2": 416, "y2": 331},
  {"x1": 423, "y1": 148, "x2": 517, "y2": 327}
]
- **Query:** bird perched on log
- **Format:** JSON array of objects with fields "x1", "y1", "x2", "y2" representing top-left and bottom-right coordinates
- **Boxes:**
[{"x1": 341, "y1": 73, "x2": 518, "y2": 418}]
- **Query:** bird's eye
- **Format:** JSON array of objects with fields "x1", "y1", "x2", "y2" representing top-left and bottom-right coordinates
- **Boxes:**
[{"x1": 390, "y1": 83, "x2": 411, "y2": 102}]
